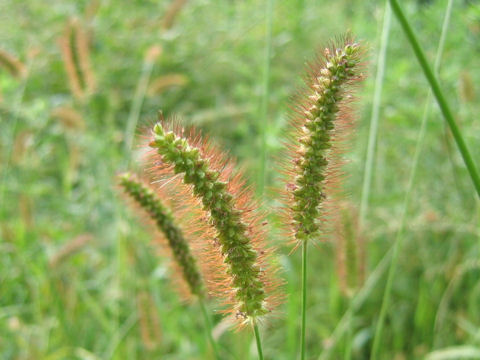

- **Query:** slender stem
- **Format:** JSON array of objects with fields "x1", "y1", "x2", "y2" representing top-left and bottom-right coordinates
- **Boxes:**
[
  {"x1": 389, "y1": 0, "x2": 480, "y2": 198},
  {"x1": 359, "y1": 1, "x2": 391, "y2": 227},
  {"x1": 300, "y1": 241, "x2": 307, "y2": 360},
  {"x1": 343, "y1": 310, "x2": 353, "y2": 360},
  {"x1": 253, "y1": 321, "x2": 264, "y2": 360},
  {"x1": 199, "y1": 299, "x2": 220, "y2": 360},
  {"x1": 257, "y1": 0, "x2": 274, "y2": 195},
  {"x1": 370, "y1": 2, "x2": 455, "y2": 358},
  {"x1": 124, "y1": 58, "x2": 155, "y2": 157}
]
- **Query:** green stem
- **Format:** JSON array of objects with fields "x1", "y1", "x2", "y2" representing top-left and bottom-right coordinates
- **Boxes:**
[
  {"x1": 359, "y1": 1, "x2": 391, "y2": 227},
  {"x1": 257, "y1": 0, "x2": 274, "y2": 195},
  {"x1": 253, "y1": 321, "x2": 264, "y2": 360},
  {"x1": 199, "y1": 299, "x2": 220, "y2": 360},
  {"x1": 343, "y1": 310, "x2": 353, "y2": 360},
  {"x1": 124, "y1": 58, "x2": 155, "y2": 157},
  {"x1": 389, "y1": 0, "x2": 480, "y2": 198},
  {"x1": 300, "y1": 241, "x2": 307, "y2": 360},
  {"x1": 370, "y1": 1, "x2": 455, "y2": 358}
]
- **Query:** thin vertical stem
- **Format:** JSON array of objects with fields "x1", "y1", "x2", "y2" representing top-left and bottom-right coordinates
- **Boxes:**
[
  {"x1": 370, "y1": 1, "x2": 455, "y2": 358},
  {"x1": 124, "y1": 58, "x2": 155, "y2": 157},
  {"x1": 359, "y1": 1, "x2": 391, "y2": 227},
  {"x1": 257, "y1": 0, "x2": 274, "y2": 195},
  {"x1": 300, "y1": 241, "x2": 307, "y2": 360},
  {"x1": 253, "y1": 321, "x2": 264, "y2": 360},
  {"x1": 199, "y1": 299, "x2": 220, "y2": 360},
  {"x1": 389, "y1": 0, "x2": 480, "y2": 198}
]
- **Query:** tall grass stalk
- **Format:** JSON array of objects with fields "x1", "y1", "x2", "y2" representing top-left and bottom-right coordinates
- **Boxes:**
[
  {"x1": 257, "y1": 0, "x2": 274, "y2": 195},
  {"x1": 359, "y1": 1, "x2": 391, "y2": 227},
  {"x1": 370, "y1": 1, "x2": 455, "y2": 358},
  {"x1": 388, "y1": 0, "x2": 480, "y2": 197}
]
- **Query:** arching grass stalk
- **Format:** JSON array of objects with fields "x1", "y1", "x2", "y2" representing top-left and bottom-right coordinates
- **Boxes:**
[
  {"x1": 149, "y1": 121, "x2": 280, "y2": 358},
  {"x1": 281, "y1": 37, "x2": 365, "y2": 359},
  {"x1": 388, "y1": 0, "x2": 480, "y2": 197},
  {"x1": 370, "y1": 1, "x2": 455, "y2": 358},
  {"x1": 118, "y1": 173, "x2": 219, "y2": 358}
]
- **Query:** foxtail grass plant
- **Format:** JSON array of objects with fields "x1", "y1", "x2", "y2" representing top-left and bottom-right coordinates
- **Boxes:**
[
  {"x1": 122, "y1": 34, "x2": 366, "y2": 359},
  {"x1": 118, "y1": 172, "x2": 219, "y2": 358},
  {"x1": 148, "y1": 121, "x2": 281, "y2": 359},
  {"x1": 280, "y1": 36, "x2": 364, "y2": 359}
]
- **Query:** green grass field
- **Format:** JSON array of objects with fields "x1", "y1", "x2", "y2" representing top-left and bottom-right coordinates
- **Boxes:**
[{"x1": 1, "y1": 0, "x2": 480, "y2": 359}]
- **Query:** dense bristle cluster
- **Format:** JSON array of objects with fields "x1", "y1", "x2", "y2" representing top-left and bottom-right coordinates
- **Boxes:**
[
  {"x1": 119, "y1": 172, "x2": 205, "y2": 298},
  {"x1": 282, "y1": 36, "x2": 364, "y2": 245},
  {"x1": 148, "y1": 122, "x2": 279, "y2": 323}
]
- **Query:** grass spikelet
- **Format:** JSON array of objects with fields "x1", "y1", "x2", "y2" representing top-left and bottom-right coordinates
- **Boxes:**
[
  {"x1": 118, "y1": 172, "x2": 205, "y2": 298},
  {"x1": 281, "y1": 35, "x2": 365, "y2": 246},
  {"x1": 148, "y1": 120, "x2": 280, "y2": 325},
  {"x1": 0, "y1": 48, "x2": 27, "y2": 78},
  {"x1": 58, "y1": 19, "x2": 95, "y2": 100}
]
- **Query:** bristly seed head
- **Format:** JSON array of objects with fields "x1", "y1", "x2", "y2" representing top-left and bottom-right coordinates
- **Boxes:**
[
  {"x1": 283, "y1": 36, "x2": 365, "y2": 245},
  {"x1": 119, "y1": 172, "x2": 205, "y2": 298},
  {"x1": 149, "y1": 122, "x2": 277, "y2": 323}
]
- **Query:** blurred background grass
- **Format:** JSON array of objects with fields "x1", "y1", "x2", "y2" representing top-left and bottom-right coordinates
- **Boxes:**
[{"x1": 1, "y1": 0, "x2": 480, "y2": 359}]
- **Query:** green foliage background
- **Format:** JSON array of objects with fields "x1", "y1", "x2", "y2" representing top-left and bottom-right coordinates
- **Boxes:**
[{"x1": 1, "y1": 0, "x2": 480, "y2": 359}]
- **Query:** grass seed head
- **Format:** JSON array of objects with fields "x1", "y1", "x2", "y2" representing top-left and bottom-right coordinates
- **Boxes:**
[
  {"x1": 119, "y1": 172, "x2": 205, "y2": 298},
  {"x1": 148, "y1": 121, "x2": 280, "y2": 325},
  {"x1": 281, "y1": 35, "x2": 365, "y2": 246}
]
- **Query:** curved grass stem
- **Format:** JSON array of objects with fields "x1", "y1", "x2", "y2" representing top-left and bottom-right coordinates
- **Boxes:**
[
  {"x1": 388, "y1": 0, "x2": 480, "y2": 198},
  {"x1": 300, "y1": 241, "x2": 307, "y2": 360},
  {"x1": 371, "y1": 1, "x2": 455, "y2": 358},
  {"x1": 199, "y1": 299, "x2": 220, "y2": 360},
  {"x1": 253, "y1": 321, "x2": 264, "y2": 360}
]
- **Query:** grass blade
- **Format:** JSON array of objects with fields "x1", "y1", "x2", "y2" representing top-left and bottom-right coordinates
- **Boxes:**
[
  {"x1": 370, "y1": 1, "x2": 455, "y2": 358},
  {"x1": 388, "y1": 0, "x2": 480, "y2": 197},
  {"x1": 257, "y1": 0, "x2": 274, "y2": 195},
  {"x1": 359, "y1": 1, "x2": 392, "y2": 227}
]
